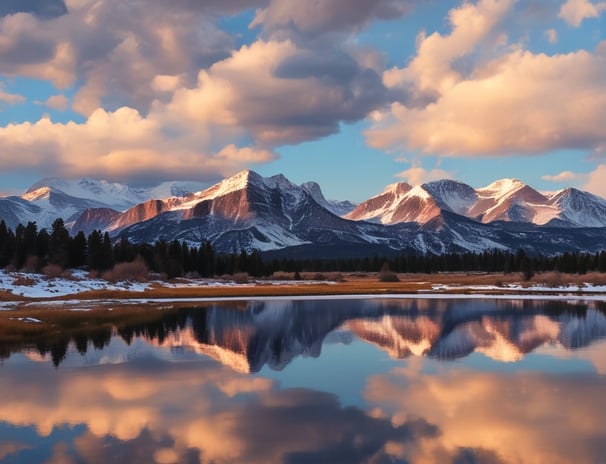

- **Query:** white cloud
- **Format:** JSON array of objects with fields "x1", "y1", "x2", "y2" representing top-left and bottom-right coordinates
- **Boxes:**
[
  {"x1": 396, "y1": 164, "x2": 454, "y2": 185},
  {"x1": 43, "y1": 94, "x2": 69, "y2": 111},
  {"x1": 0, "y1": 84, "x2": 24, "y2": 104},
  {"x1": 0, "y1": 106, "x2": 275, "y2": 184},
  {"x1": 559, "y1": 0, "x2": 606, "y2": 26},
  {"x1": 583, "y1": 164, "x2": 606, "y2": 198},
  {"x1": 545, "y1": 28, "x2": 558, "y2": 44},
  {"x1": 366, "y1": 0, "x2": 606, "y2": 158},
  {"x1": 541, "y1": 170, "x2": 587, "y2": 183}
]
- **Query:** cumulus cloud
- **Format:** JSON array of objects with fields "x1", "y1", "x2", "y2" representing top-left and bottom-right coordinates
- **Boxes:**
[
  {"x1": 0, "y1": 0, "x2": 396, "y2": 183},
  {"x1": 559, "y1": 0, "x2": 606, "y2": 26},
  {"x1": 545, "y1": 28, "x2": 558, "y2": 43},
  {"x1": 396, "y1": 164, "x2": 454, "y2": 185},
  {"x1": 251, "y1": 0, "x2": 415, "y2": 39},
  {"x1": 0, "y1": 84, "x2": 24, "y2": 104},
  {"x1": 0, "y1": 0, "x2": 260, "y2": 113},
  {"x1": 0, "y1": 35, "x2": 392, "y2": 184},
  {"x1": 42, "y1": 94, "x2": 69, "y2": 111},
  {"x1": 366, "y1": 0, "x2": 606, "y2": 158},
  {"x1": 541, "y1": 170, "x2": 587, "y2": 183},
  {"x1": 583, "y1": 164, "x2": 606, "y2": 198},
  {"x1": 0, "y1": 107, "x2": 275, "y2": 184}
]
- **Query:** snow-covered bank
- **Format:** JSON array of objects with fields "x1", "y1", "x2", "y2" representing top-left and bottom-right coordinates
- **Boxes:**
[
  {"x1": 0, "y1": 270, "x2": 150, "y2": 298},
  {"x1": 0, "y1": 269, "x2": 329, "y2": 300},
  {"x1": 0, "y1": 269, "x2": 605, "y2": 308}
]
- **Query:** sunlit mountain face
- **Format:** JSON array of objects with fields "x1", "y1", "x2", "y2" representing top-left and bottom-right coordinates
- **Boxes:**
[{"x1": 2, "y1": 298, "x2": 606, "y2": 463}]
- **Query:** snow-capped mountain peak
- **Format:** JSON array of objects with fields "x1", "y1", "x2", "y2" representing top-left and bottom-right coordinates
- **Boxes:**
[
  {"x1": 477, "y1": 178, "x2": 526, "y2": 197},
  {"x1": 300, "y1": 181, "x2": 357, "y2": 216},
  {"x1": 21, "y1": 186, "x2": 52, "y2": 202}
]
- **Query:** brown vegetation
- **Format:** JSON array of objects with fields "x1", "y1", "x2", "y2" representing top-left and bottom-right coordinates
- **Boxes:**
[{"x1": 101, "y1": 259, "x2": 149, "y2": 283}]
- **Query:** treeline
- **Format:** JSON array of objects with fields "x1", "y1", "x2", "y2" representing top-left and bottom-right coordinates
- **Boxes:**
[{"x1": 1, "y1": 219, "x2": 605, "y2": 278}]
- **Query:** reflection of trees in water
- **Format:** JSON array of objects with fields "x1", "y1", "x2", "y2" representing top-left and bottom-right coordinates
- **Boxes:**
[
  {"x1": 1, "y1": 299, "x2": 606, "y2": 368},
  {"x1": 0, "y1": 308, "x2": 192, "y2": 367}
]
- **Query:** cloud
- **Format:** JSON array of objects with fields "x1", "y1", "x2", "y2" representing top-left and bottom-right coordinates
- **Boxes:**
[
  {"x1": 583, "y1": 164, "x2": 606, "y2": 198},
  {"x1": 0, "y1": 34, "x2": 392, "y2": 184},
  {"x1": 251, "y1": 0, "x2": 415, "y2": 39},
  {"x1": 541, "y1": 170, "x2": 587, "y2": 182},
  {"x1": 396, "y1": 164, "x2": 454, "y2": 185},
  {"x1": 366, "y1": 0, "x2": 606, "y2": 158},
  {"x1": 0, "y1": 84, "x2": 24, "y2": 104},
  {"x1": 43, "y1": 94, "x2": 69, "y2": 111},
  {"x1": 0, "y1": 107, "x2": 275, "y2": 184},
  {"x1": 559, "y1": 0, "x2": 606, "y2": 26},
  {"x1": 545, "y1": 28, "x2": 558, "y2": 43},
  {"x1": 0, "y1": 0, "x2": 260, "y2": 113},
  {"x1": 0, "y1": 0, "x2": 394, "y2": 183}
]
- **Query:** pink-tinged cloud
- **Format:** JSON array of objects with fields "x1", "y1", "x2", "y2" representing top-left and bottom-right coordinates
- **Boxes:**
[
  {"x1": 0, "y1": 107, "x2": 276, "y2": 184},
  {"x1": 366, "y1": 0, "x2": 606, "y2": 158},
  {"x1": 43, "y1": 94, "x2": 69, "y2": 111},
  {"x1": 396, "y1": 165, "x2": 454, "y2": 185},
  {"x1": 559, "y1": 0, "x2": 606, "y2": 26},
  {"x1": 0, "y1": 36, "x2": 390, "y2": 183},
  {"x1": 541, "y1": 170, "x2": 587, "y2": 183},
  {"x1": 583, "y1": 164, "x2": 606, "y2": 197},
  {"x1": 251, "y1": 0, "x2": 414, "y2": 37},
  {"x1": 0, "y1": 84, "x2": 24, "y2": 104}
]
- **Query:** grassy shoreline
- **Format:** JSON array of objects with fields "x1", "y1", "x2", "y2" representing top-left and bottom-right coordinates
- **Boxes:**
[{"x1": 1, "y1": 272, "x2": 605, "y2": 307}]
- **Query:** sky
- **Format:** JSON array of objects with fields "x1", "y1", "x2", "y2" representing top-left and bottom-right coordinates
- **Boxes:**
[{"x1": 0, "y1": 0, "x2": 605, "y2": 202}]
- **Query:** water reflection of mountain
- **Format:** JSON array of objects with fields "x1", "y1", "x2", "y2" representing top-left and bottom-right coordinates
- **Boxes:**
[{"x1": 3, "y1": 299, "x2": 606, "y2": 369}]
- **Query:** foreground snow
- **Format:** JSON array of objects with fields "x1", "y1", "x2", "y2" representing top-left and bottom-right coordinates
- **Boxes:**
[
  {"x1": 0, "y1": 269, "x2": 329, "y2": 300},
  {"x1": 0, "y1": 269, "x2": 605, "y2": 304}
]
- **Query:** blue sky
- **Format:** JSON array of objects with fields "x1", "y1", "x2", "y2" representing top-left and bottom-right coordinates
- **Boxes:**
[{"x1": 0, "y1": 0, "x2": 605, "y2": 202}]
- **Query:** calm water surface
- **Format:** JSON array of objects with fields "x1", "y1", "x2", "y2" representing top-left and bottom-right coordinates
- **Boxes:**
[{"x1": 2, "y1": 298, "x2": 606, "y2": 463}]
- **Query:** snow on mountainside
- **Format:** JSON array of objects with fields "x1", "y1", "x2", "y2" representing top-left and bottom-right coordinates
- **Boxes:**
[
  {"x1": 0, "y1": 177, "x2": 207, "y2": 230},
  {"x1": 348, "y1": 177, "x2": 606, "y2": 228},
  {"x1": 2, "y1": 171, "x2": 606, "y2": 256},
  {"x1": 300, "y1": 182, "x2": 356, "y2": 216},
  {"x1": 113, "y1": 170, "x2": 391, "y2": 253},
  {"x1": 25, "y1": 178, "x2": 207, "y2": 212}
]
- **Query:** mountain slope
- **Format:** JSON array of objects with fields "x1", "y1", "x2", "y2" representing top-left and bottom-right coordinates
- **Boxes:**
[{"x1": 348, "y1": 177, "x2": 606, "y2": 228}]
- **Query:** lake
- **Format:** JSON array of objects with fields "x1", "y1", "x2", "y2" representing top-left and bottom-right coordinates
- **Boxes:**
[{"x1": 1, "y1": 298, "x2": 606, "y2": 463}]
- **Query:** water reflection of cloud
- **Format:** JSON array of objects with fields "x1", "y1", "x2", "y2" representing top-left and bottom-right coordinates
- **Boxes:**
[
  {"x1": 365, "y1": 367, "x2": 606, "y2": 463},
  {"x1": 0, "y1": 359, "x2": 437, "y2": 463}
]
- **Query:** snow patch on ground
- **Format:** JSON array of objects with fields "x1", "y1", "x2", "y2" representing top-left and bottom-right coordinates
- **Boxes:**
[
  {"x1": 431, "y1": 283, "x2": 606, "y2": 293},
  {"x1": 0, "y1": 269, "x2": 338, "y2": 301},
  {"x1": 0, "y1": 270, "x2": 151, "y2": 299}
]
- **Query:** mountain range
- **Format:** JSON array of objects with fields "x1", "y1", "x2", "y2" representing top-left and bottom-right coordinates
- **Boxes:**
[{"x1": 1, "y1": 170, "x2": 606, "y2": 256}]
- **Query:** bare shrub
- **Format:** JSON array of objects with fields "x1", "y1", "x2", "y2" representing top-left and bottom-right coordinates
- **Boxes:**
[
  {"x1": 271, "y1": 271, "x2": 292, "y2": 280},
  {"x1": 378, "y1": 270, "x2": 400, "y2": 282},
  {"x1": 326, "y1": 272, "x2": 344, "y2": 282},
  {"x1": 312, "y1": 273, "x2": 326, "y2": 281},
  {"x1": 42, "y1": 264, "x2": 63, "y2": 279},
  {"x1": 21, "y1": 255, "x2": 40, "y2": 273},
  {"x1": 12, "y1": 275, "x2": 37, "y2": 287},
  {"x1": 232, "y1": 272, "x2": 249, "y2": 284},
  {"x1": 378, "y1": 262, "x2": 399, "y2": 282},
  {"x1": 102, "y1": 259, "x2": 149, "y2": 282},
  {"x1": 582, "y1": 272, "x2": 606, "y2": 287},
  {"x1": 534, "y1": 272, "x2": 563, "y2": 288}
]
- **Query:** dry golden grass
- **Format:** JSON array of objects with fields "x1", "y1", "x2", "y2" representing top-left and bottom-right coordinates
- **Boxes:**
[{"x1": 0, "y1": 271, "x2": 605, "y2": 308}]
